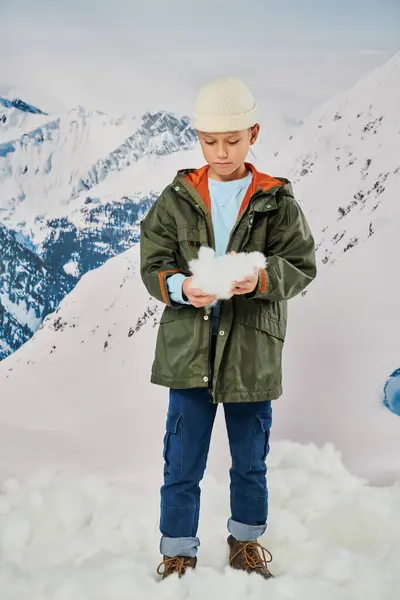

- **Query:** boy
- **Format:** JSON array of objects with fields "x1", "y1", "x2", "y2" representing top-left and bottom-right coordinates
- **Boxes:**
[{"x1": 140, "y1": 78, "x2": 316, "y2": 580}]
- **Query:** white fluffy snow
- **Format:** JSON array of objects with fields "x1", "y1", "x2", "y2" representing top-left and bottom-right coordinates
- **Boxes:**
[
  {"x1": 0, "y1": 444, "x2": 399, "y2": 600},
  {"x1": 189, "y1": 247, "x2": 266, "y2": 299}
]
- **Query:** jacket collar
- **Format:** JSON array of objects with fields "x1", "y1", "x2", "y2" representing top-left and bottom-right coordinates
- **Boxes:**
[{"x1": 175, "y1": 163, "x2": 285, "y2": 217}]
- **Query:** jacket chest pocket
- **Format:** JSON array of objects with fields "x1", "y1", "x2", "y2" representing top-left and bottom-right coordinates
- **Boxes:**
[{"x1": 177, "y1": 226, "x2": 208, "y2": 260}]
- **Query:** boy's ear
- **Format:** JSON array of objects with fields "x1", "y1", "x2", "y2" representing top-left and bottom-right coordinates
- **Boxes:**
[{"x1": 249, "y1": 124, "x2": 260, "y2": 145}]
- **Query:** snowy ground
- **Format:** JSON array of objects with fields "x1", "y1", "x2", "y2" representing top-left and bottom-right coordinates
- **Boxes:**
[{"x1": 0, "y1": 442, "x2": 399, "y2": 600}]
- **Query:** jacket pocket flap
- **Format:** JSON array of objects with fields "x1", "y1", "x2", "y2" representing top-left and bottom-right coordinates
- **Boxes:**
[
  {"x1": 166, "y1": 412, "x2": 181, "y2": 433},
  {"x1": 236, "y1": 314, "x2": 285, "y2": 340},
  {"x1": 259, "y1": 317, "x2": 285, "y2": 340}
]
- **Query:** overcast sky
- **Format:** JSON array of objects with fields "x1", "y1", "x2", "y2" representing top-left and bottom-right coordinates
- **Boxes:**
[{"x1": 1, "y1": 0, "x2": 399, "y2": 121}]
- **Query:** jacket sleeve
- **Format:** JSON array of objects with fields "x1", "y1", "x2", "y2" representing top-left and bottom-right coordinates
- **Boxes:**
[
  {"x1": 140, "y1": 190, "x2": 187, "y2": 307},
  {"x1": 247, "y1": 193, "x2": 317, "y2": 301}
]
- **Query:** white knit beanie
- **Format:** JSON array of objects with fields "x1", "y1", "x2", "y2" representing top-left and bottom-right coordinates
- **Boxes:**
[{"x1": 193, "y1": 77, "x2": 258, "y2": 133}]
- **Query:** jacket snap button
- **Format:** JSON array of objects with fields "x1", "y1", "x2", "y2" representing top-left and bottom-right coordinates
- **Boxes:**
[
  {"x1": 266, "y1": 204, "x2": 271, "y2": 209},
  {"x1": 219, "y1": 330, "x2": 225, "y2": 336},
  {"x1": 203, "y1": 376, "x2": 209, "y2": 382},
  {"x1": 175, "y1": 186, "x2": 180, "y2": 191},
  {"x1": 204, "y1": 315, "x2": 209, "y2": 320}
]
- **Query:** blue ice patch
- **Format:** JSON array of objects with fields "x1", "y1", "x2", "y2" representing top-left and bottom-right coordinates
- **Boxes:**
[
  {"x1": 0, "y1": 141, "x2": 16, "y2": 157},
  {"x1": 383, "y1": 369, "x2": 400, "y2": 416}
]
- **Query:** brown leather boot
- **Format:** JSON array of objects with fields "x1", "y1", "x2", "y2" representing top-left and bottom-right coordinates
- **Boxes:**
[
  {"x1": 228, "y1": 535, "x2": 274, "y2": 579},
  {"x1": 157, "y1": 555, "x2": 197, "y2": 580}
]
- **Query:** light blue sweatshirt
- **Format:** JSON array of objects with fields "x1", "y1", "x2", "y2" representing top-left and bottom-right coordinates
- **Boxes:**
[{"x1": 167, "y1": 171, "x2": 253, "y2": 331}]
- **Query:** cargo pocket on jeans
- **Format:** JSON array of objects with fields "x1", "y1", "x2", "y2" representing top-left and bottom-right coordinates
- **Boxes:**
[
  {"x1": 163, "y1": 412, "x2": 183, "y2": 477},
  {"x1": 250, "y1": 410, "x2": 272, "y2": 471}
]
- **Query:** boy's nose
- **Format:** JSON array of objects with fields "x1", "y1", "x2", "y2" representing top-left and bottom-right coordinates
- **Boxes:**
[{"x1": 217, "y1": 144, "x2": 228, "y2": 159}]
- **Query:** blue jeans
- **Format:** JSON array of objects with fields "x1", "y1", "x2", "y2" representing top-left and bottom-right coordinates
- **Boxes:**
[{"x1": 159, "y1": 384, "x2": 272, "y2": 558}]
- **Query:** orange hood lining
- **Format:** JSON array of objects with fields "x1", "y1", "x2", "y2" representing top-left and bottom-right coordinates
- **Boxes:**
[{"x1": 184, "y1": 163, "x2": 283, "y2": 218}]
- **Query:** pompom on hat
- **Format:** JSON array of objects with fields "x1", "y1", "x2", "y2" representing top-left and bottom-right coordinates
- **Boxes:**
[{"x1": 192, "y1": 77, "x2": 258, "y2": 133}]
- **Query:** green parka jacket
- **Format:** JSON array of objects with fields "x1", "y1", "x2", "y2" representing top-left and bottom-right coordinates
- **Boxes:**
[{"x1": 140, "y1": 163, "x2": 316, "y2": 403}]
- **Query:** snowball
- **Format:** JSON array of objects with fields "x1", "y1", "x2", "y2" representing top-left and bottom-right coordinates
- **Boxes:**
[{"x1": 188, "y1": 247, "x2": 266, "y2": 299}]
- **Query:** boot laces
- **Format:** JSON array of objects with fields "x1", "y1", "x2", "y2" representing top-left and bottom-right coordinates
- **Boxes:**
[
  {"x1": 157, "y1": 556, "x2": 192, "y2": 577},
  {"x1": 230, "y1": 540, "x2": 273, "y2": 570}
]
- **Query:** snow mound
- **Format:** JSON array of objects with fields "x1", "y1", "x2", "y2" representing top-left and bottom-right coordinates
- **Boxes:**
[
  {"x1": 0, "y1": 442, "x2": 398, "y2": 599},
  {"x1": 189, "y1": 247, "x2": 266, "y2": 299}
]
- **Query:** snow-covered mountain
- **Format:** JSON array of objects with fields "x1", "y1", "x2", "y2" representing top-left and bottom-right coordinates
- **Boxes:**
[
  {"x1": 269, "y1": 52, "x2": 400, "y2": 269},
  {"x1": 0, "y1": 102, "x2": 202, "y2": 357},
  {"x1": 0, "y1": 221, "x2": 75, "y2": 359},
  {"x1": 0, "y1": 105, "x2": 198, "y2": 242},
  {"x1": 0, "y1": 96, "x2": 50, "y2": 142}
]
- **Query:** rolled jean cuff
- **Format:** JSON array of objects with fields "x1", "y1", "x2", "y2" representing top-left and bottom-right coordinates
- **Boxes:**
[
  {"x1": 160, "y1": 536, "x2": 200, "y2": 558},
  {"x1": 227, "y1": 518, "x2": 267, "y2": 542}
]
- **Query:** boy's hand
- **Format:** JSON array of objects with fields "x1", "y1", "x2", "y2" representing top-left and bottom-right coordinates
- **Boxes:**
[
  {"x1": 230, "y1": 273, "x2": 258, "y2": 295},
  {"x1": 183, "y1": 276, "x2": 217, "y2": 308},
  {"x1": 229, "y1": 251, "x2": 259, "y2": 295}
]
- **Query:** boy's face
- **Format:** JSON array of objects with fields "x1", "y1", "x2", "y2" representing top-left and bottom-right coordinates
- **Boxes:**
[{"x1": 196, "y1": 125, "x2": 260, "y2": 180}]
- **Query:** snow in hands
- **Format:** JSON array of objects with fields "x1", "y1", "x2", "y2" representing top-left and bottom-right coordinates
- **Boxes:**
[{"x1": 188, "y1": 247, "x2": 266, "y2": 299}]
